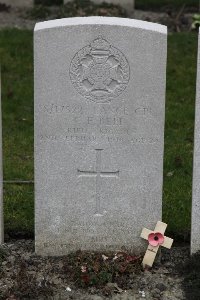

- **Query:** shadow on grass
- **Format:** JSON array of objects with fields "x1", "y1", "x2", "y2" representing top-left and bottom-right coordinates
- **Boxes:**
[{"x1": 179, "y1": 251, "x2": 200, "y2": 300}]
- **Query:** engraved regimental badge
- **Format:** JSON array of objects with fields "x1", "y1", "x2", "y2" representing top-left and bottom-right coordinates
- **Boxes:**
[{"x1": 70, "y1": 36, "x2": 130, "y2": 103}]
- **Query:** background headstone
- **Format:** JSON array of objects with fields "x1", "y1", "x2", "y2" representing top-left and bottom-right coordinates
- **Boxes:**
[
  {"x1": 0, "y1": 0, "x2": 33, "y2": 7},
  {"x1": 34, "y1": 17, "x2": 167, "y2": 256},
  {"x1": 64, "y1": 0, "x2": 134, "y2": 12},
  {"x1": 191, "y1": 30, "x2": 200, "y2": 254},
  {"x1": 0, "y1": 71, "x2": 3, "y2": 244}
]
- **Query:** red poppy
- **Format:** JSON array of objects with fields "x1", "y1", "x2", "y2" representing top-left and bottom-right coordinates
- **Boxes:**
[{"x1": 148, "y1": 232, "x2": 164, "y2": 247}]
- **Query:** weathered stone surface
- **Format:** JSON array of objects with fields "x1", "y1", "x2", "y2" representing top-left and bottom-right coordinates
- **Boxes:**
[
  {"x1": 0, "y1": 73, "x2": 3, "y2": 245},
  {"x1": 34, "y1": 17, "x2": 167, "y2": 255},
  {"x1": 191, "y1": 31, "x2": 200, "y2": 254},
  {"x1": 0, "y1": 0, "x2": 33, "y2": 7},
  {"x1": 64, "y1": 0, "x2": 134, "y2": 12}
]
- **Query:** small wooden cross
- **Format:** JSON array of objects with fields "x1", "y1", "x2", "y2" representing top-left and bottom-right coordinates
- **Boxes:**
[{"x1": 140, "y1": 221, "x2": 173, "y2": 268}]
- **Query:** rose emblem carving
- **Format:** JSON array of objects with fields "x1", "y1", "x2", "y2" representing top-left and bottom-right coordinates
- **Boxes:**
[{"x1": 70, "y1": 36, "x2": 130, "y2": 103}]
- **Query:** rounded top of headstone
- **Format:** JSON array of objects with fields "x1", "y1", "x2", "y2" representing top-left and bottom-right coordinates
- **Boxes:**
[{"x1": 34, "y1": 17, "x2": 167, "y2": 34}]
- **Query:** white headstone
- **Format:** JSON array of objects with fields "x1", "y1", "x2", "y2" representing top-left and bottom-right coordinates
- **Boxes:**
[
  {"x1": 64, "y1": 0, "x2": 134, "y2": 12},
  {"x1": 191, "y1": 30, "x2": 200, "y2": 254},
  {"x1": 34, "y1": 17, "x2": 167, "y2": 256},
  {"x1": 0, "y1": 0, "x2": 33, "y2": 7}
]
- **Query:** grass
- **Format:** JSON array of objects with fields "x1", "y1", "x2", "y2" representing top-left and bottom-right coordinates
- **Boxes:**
[
  {"x1": 0, "y1": 30, "x2": 34, "y2": 237},
  {"x1": 136, "y1": 0, "x2": 198, "y2": 10},
  {"x1": 0, "y1": 29, "x2": 198, "y2": 239},
  {"x1": 163, "y1": 33, "x2": 197, "y2": 237}
]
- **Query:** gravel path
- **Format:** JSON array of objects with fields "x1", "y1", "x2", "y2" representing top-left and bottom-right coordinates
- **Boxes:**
[
  {"x1": 0, "y1": 5, "x2": 194, "y2": 31},
  {"x1": 0, "y1": 7, "x2": 36, "y2": 29},
  {"x1": 0, "y1": 240, "x2": 188, "y2": 300}
]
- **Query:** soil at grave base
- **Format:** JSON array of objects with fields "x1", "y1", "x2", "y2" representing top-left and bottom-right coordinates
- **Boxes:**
[
  {"x1": 0, "y1": 239, "x2": 192, "y2": 300},
  {"x1": 0, "y1": 3, "x2": 198, "y2": 32}
]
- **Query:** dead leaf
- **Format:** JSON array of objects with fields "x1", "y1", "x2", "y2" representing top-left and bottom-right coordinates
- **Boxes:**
[
  {"x1": 93, "y1": 261, "x2": 100, "y2": 273},
  {"x1": 106, "y1": 282, "x2": 123, "y2": 293},
  {"x1": 126, "y1": 255, "x2": 141, "y2": 263},
  {"x1": 81, "y1": 265, "x2": 87, "y2": 273},
  {"x1": 167, "y1": 171, "x2": 174, "y2": 177},
  {"x1": 102, "y1": 254, "x2": 109, "y2": 261},
  {"x1": 81, "y1": 273, "x2": 90, "y2": 284}
]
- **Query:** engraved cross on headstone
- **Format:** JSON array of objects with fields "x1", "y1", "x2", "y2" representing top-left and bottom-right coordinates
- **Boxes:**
[{"x1": 77, "y1": 149, "x2": 119, "y2": 215}]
